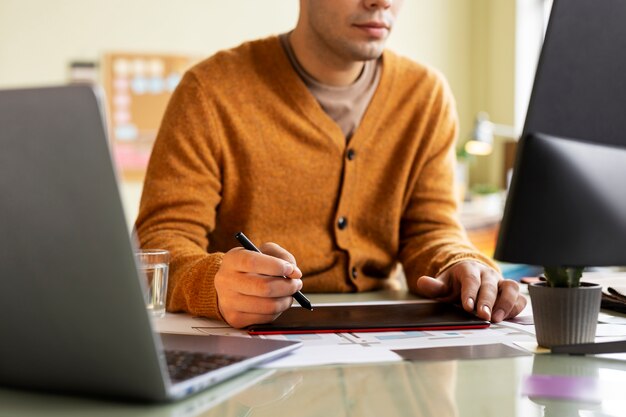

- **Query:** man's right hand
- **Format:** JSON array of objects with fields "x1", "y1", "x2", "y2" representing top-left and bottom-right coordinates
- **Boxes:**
[{"x1": 214, "y1": 242, "x2": 303, "y2": 328}]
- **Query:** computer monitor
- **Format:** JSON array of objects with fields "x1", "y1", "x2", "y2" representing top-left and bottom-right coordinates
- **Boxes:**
[
  {"x1": 523, "y1": 0, "x2": 626, "y2": 148},
  {"x1": 495, "y1": 0, "x2": 626, "y2": 268},
  {"x1": 494, "y1": 132, "x2": 626, "y2": 267}
]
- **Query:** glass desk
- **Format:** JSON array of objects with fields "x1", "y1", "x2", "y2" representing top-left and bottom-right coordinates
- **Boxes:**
[
  {"x1": 1, "y1": 290, "x2": 625, "y2": 417},
  {"x1": 1, "y1": 355, "x2": 625, "y2": 417}
]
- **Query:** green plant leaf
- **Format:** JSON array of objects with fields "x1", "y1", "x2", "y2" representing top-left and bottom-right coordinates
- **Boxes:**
[{"x1": 543, "y1": 266, "x2": 585, "y2": 288}]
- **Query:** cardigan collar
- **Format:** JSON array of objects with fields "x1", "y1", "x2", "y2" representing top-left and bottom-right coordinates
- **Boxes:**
[{"x1": 263, "y1": 36, "x2": 398, "y2": 153}]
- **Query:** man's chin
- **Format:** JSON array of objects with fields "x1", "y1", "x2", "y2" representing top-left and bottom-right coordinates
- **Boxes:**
[{"x1": 348, "y1": 42, "x2": 386, "y2": 61}]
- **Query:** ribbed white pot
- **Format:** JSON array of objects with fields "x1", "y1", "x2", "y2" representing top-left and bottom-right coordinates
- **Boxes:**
[{"x1": 528, "y1": 282, "x2": 602, "y2": 348}]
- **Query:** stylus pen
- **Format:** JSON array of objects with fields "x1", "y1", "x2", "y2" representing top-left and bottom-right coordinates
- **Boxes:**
[{"x1": 235, "y1": 232, "x2": 313, "y2": 311}]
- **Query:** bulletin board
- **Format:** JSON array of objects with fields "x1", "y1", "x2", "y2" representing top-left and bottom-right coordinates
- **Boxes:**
[{"x1": 102, "y1": 52, "x2": 198, "y2": 180}]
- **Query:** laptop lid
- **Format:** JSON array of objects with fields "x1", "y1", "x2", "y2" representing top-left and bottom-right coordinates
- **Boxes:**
[{"x1": 0, "y1": 85, "x2": 299, "y2": 402}]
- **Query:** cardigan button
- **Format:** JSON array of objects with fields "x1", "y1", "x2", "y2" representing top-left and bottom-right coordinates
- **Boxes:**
[
  {"x1": 346, "y1": 149, "x2": 356, "y2": 160},
  {"x1": 337, "y1": 216, "x2": 348, "y2": 230}
]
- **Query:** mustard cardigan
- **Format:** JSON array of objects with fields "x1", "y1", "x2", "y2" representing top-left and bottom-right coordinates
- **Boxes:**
[{"x1": 135, "y1": 36, "x2": 497, "y2": 320}]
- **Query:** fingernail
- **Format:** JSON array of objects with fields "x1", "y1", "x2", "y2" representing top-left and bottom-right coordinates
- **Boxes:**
[
  {"x1": 467, "y1": 297, "x2": 474, "y2": 310},
  {"x1": 283, "y1": 263, "x2": 294, "y2": 275},
  {"x1": 492, "y1": 309, "x2": 505, "y2": 322},
  {"x1": 482, "y1": 305, "x2": 491, "y2": 318}
]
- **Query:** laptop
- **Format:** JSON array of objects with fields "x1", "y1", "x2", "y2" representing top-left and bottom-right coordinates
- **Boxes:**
[{"x1": 0, "y1": 85, "x2": 301, "y2": 402}]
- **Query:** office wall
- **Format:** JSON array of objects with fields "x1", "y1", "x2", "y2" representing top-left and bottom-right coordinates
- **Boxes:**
[
  {"x1": 468, "y1": 0, "x2": 517, "y2": 187},
  {"x1": 387, "y1": 0, "x2": 474, "y2": 159},
  {"x1": 0, "y1": 0, "x2": 516, "y2": 222},
  {"x1": 0, "y1": 1, "x2": 474, "y2": 138},
  {"x1": 0, "y1": 1, "x2": 299, "y2": 86}
]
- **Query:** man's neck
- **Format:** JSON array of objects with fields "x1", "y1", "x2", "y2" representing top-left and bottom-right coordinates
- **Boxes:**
[{"x1": 289, "y1": 29, "x2": 364, "y2": 87}]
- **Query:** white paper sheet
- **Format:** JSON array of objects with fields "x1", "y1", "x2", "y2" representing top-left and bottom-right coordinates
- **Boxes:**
[
  {"x1": 260, "y1": 345, "x2": 403, "y2": 368},
  {"x1": 153, "y1": 312, "x2": 540, "y2": 368},
  {"x1": 153, "y1": 313, "x2": 229, "y2": 335}
]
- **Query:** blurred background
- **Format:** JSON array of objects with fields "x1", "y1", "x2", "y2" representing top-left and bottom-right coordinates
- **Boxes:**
[{"x1": 0, "y1": 0, "x2": 552, "y2": 262}]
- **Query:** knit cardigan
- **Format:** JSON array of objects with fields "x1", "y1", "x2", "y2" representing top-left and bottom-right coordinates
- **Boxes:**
[{"x1": 135, "y1": 36, "x2": 498, "y2": 320}]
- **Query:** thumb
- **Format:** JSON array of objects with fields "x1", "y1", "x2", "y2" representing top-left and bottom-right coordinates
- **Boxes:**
[{"x1": 414, "y1": 275, "x2": 447, "y2": 298}]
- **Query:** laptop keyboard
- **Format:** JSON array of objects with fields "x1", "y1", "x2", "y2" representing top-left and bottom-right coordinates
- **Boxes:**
[{"x1": 165, "y1": 350, "x2": 248, "y2": 383}]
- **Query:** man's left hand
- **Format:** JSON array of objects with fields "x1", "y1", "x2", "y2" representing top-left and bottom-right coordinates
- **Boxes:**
[{"x1": 414, "y1": 260, "x2": 527, "y2": 323}]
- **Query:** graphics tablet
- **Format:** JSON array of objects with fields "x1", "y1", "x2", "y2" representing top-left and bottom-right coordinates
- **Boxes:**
[{"x1": 247, "y1": 302, "x2": 490, "y2": 335}]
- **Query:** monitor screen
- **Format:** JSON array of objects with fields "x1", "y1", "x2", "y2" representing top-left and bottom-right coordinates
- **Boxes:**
[
  {"x1": 523, "y1": 0, "x2": 626, "y2": 148},
  {"x1": 494, "y1": 133, "x2": 626, "y2": 267},
  {"x1": 495, "y1": 0, "x2": 626, "y2": 268}
]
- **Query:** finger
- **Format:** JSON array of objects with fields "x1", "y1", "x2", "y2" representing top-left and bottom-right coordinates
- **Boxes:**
[
  {"x1": 226, "y1": 248, "x2": 296, "y2": 277},
  {"x1": 231, "y1": 274, "x2": 303, "y2": 298},
  {"x1": 226, "y1": 293, "x2": 295, "y2": 316},
  {"x1": 490, "y1": 280, "x2": 522, "y2": 322},
  {"x1": 457, "y1": 266, "x2": 482, "y2": 313},
  {"x1": 475, "y1": 270, "x2": 500, "y2": 321},
  {"x1": 258, "y1": 242, "x2": 302, "y2": 278},
  {"x1": 414, "y1": 275, "x2": 448, "y2": 298},
  {"x1": 222, "y1": 310, "x2": 285, "y2": 329},
  {"x1": 505, "y1": 293, "x2": 528, "y2": 320},
  {"x1": 259, "y1": 242, "x2": 297, "y2": 264},
  {"x1": 503, "y1": 293, "x2": 528, "y2": 320}
]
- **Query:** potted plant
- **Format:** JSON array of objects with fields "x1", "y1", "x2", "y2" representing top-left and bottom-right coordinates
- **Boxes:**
[{"x1": 528, "y1": 266, "x2": 602, "y2": 348}]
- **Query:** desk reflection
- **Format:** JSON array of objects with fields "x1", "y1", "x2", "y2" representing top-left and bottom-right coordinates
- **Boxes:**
[
  {"x1": 207, "y1": 361, "x2": 458, "y2": 417},
  {"x1": 525, "y1": 354, "x2": 626, "y2": 417},
  {"x1": 0, "y1": 362, "x2": 457, "y2": 417},
  {"x1": 6, "y1": 355, "x2": 626, "y2": 417},
  {"x1": 0, "y1": 369, "x2": 275, "y2": 417}
]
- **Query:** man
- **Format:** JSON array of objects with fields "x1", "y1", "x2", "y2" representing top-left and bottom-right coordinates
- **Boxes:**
[{"x1": 135, "y1": 0, "x2": 526, "y2": 329}]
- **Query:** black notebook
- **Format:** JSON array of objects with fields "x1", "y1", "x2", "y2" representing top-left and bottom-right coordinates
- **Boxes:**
[{"x1": 247, "y1": 302, "x2": 490, "y2": 335}]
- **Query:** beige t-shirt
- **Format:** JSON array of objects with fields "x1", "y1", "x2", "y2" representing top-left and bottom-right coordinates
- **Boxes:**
[{"x1": 279, "y1": 33, "x2": 381, "y2": 140}]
